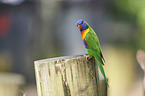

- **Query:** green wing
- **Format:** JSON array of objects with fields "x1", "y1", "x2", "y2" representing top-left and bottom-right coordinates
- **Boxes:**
[
  {"x1": 85, "y1": 26, "x2": 105, "y2": 64},
  {"x1": 85, "y1": 26, "x2": 109, "y2": 87},
  {"x1": 97, "y1": 60, "x2": 109, "y2": 87}
]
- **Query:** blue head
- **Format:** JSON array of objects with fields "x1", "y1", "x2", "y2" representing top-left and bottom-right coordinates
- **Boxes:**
[{"x1": 76, "y1": 20, "x2": 88, "y2": 31}]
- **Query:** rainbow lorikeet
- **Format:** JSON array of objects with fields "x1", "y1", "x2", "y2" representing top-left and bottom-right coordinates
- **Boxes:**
[{"x1": 76, "y1": 20, "x2": 109, "y2": 87}]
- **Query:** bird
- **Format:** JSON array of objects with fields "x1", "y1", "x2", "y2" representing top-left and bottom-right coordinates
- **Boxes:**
[{"x1": 76, "y1": 20, "x2": 109, "y2": 87}]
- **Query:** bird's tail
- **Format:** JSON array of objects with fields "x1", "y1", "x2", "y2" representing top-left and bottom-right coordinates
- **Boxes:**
[{"x1": 96, "y1": 59, "x2": 109, "y2": 87}]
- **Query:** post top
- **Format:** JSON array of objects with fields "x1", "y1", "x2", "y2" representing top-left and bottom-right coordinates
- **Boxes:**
[{"x1": 34, "y1": 54, "x2": 88, "y2": 63}]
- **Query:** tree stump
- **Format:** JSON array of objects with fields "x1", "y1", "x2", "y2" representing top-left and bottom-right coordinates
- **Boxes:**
[{"x1": 34, "y1": 55, "x2": 106, "y2": 96}]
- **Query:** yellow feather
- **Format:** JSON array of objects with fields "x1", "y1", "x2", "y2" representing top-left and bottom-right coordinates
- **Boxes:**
[{"x1": 82, "y1": 28, "x2": 89, "y2": 40}]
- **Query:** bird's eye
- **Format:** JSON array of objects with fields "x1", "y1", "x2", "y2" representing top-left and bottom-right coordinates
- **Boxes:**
[{"x1": 80, "y1": 21, "x2": 83, "y2": 25}]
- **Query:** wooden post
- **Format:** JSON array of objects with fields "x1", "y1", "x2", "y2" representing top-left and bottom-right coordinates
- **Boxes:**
[
  {"x1": 100, "y1": 76, "x2": 107, "y2": 96},
  {"x1": 35, "y1": 55, "x2": 105, "y2": 96}
]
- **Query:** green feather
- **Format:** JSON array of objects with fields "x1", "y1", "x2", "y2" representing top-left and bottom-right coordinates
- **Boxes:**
[
  {"x1": 90, "y1": 48, "x2": 104, "y2": 65},
  {"x1": 96, "y1": 60, "x2": 109, "y2": 87},
  {"x1": 85, "y1": 23, "x2": 109, "y2": 87},
  {"x1": 90, "y1": 48, "x2": 109, "y2": 87}
]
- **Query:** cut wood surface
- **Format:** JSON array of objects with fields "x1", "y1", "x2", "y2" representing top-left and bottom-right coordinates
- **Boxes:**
[{"x1": 35, "y1": 55, "x2": 107, "y2": 96}]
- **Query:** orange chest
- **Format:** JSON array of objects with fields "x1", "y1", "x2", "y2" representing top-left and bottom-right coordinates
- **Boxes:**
[{"x1": 81, "y1": 28, "x2": 89, "y2": 40}]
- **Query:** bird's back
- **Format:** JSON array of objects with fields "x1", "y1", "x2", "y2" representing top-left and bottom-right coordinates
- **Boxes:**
[{"x1": 85, "y1": 26, "x2": 101, "y2": 53}]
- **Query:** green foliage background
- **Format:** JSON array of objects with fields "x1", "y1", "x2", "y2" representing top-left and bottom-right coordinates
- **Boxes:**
[{"x1": 114, "y1": 0, "x2": 145, "y2": 50}]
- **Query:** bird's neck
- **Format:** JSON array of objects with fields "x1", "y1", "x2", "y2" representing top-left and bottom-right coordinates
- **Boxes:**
[{"x1": 81, "y1": 28, "x2": 89, "y2": 40}]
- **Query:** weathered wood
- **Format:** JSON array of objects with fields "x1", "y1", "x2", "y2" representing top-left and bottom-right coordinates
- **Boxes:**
[
  {"x1": 34, "y1": 55, "x2": 104, "y2": 96},
  {"x1": 100, "y1": 76, "x2": 107, "y2": 96}
]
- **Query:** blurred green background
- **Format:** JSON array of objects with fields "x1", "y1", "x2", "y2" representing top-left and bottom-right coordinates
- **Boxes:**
[{"x1": 0, "y1": 0, "x2": 144, "y2": 96}]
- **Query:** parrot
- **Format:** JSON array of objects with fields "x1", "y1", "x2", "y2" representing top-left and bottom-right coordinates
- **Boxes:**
[{"x1": 76, "y1": 20, "x2": 109, "y2": 87}]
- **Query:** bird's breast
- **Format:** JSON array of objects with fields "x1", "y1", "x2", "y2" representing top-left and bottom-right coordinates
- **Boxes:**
[{"x1": 81, "y1": 28, "x2": 89, "y2": 40}]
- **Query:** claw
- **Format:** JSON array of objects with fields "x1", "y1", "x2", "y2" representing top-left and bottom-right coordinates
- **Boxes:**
[{"x1": 84, "y1": 54, "x2": 93, "y2": 61}]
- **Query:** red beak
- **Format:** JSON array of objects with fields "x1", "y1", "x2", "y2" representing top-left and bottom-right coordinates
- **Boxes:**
[{"x1": 78, "y1": 25, "x2": 81, "y2": 29}]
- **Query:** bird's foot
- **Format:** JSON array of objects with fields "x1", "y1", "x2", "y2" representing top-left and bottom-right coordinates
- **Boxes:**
[
  {"x1": 84, "y1": 54, "x2": 89, "y2": 61},
  {"x1": 84, "y1": 54, "x2": 93, "y2": 61}
]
